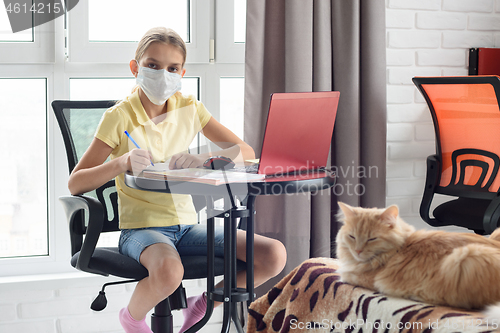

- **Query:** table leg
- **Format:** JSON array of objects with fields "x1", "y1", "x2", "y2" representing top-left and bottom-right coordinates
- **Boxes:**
[
  {"x1": 246, "y1": 195, "x2": 256, "y2": 307},
  {"x1": 231, "y1": 301, "x2": 244, "y2": 333},
  {"x1": 230, "y1": 198, "x2": 245, "y2": 333},
  {"x1": 221, "y1": 204, "x2": 232, "y2": 333},
  {"x1": 202, "y1": 194, "x2": 255, "y2": 333},
  {"x1": 184, "y1": 198, "x2": 216, "y2": 333}
]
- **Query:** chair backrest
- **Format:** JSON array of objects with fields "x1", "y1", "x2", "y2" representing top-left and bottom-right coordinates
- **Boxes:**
[
  {"x1": 413, "y1": 76, "x2": 500, "y2": 198},
  {"x1": 52, "y1": 100, "x2": 120, "y2": 250}
]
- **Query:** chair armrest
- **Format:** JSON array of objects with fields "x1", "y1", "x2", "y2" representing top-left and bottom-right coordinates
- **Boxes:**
[
  {"x1": 420, "y1": 154, "x2": 441, "y2": 225},
  {"x1": 59, "y1": 195, "x2": 108, "y2": 276}
]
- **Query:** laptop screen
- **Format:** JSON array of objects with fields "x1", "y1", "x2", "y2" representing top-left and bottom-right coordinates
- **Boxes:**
[{"x1": 258, "y1": 91, "x2": 340, "y2": 175}]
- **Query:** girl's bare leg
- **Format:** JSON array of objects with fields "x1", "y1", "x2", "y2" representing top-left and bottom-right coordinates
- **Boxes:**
[{"x1": 128, "y1": 243, "x2": 184, "y2": 320}]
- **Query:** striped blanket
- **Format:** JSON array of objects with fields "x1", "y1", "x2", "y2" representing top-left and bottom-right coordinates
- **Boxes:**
[{"x1": 247, "y1": 258, "x2": 499, "y2": 333}]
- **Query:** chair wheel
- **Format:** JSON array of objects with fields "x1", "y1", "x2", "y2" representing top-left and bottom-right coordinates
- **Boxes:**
[{"x1": 91, "y1": 291, "x2": 107, "y2": 311}]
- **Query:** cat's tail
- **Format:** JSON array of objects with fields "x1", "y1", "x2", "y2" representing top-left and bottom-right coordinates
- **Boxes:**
[{"x1": 440, "y1": 243, "x2": 500, "y2": 309}]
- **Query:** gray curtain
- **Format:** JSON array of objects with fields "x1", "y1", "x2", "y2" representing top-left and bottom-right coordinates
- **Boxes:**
[{"x1": 244, "y1": 0, "x2": 387, "y2": 296}]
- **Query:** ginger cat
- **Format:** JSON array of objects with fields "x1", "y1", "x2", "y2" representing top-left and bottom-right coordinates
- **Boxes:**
[{"x1": 336, "y1": 202, "x2": 500, "y2": 310}]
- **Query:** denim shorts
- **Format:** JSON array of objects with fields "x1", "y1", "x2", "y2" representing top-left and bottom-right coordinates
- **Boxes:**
[{"x1": 118, "y1": 224, "x2": 225, "y2": 263}]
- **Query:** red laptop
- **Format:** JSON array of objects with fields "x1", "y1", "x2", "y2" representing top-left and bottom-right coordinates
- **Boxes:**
[{"x1": 249, "y1": 91, "x2": 340, "y2": 176}]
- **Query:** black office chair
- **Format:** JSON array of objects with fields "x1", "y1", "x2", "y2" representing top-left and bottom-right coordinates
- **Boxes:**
[
  {"x1": 53, "y1": 100, "x2": 245, "y2": 333},
  {"x1": 413, "y1": 76, "x2": 500, "y2": 235}
]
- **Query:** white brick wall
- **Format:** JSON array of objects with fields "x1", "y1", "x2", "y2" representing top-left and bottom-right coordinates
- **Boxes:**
[
  {"x1": 0, "y1": 273, "x2": 224, "y2": 333},
  {"x1": 385, "y1": 0, "x2": 500, "y2": 229}
]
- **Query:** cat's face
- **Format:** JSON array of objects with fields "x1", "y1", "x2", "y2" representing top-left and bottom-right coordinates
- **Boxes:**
[{"x1": 336, "y1": 203, "x2": 406, "y2": 263}]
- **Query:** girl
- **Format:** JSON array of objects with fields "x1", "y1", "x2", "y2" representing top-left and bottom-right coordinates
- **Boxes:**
[{"x1": 68, "y1": 27, "x2": 287, "y2": 333}]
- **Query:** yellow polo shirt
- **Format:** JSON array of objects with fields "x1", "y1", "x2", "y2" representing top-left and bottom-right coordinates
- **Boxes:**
[{"x1": 95, "y1": 90, "x2": 212, "y2": 229}]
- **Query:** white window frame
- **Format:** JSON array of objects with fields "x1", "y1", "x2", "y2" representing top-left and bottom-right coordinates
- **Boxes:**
[
  {"x1": 0, "y1": 63, "x2": 65, "y2": 276},
  {"x1": 215, "y1": 0, "x2": 245, "y2": 63},
  {"x1": 67, "y1": 0, "x2": 210, "y2": 63},
  {"x1": 0, "y1": 18, "x2": 55, "y2": 63},
  {"x1": 0, "y1": 0, "x2": 246, "y2": 278},
  {"x1": 0, "y1": 12, "x2": 70, "y2": 276}
]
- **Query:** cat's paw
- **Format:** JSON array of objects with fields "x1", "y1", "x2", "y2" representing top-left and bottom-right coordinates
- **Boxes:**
[{"x1": 482, "y1": 303, "x2": 500, "y2": 322}]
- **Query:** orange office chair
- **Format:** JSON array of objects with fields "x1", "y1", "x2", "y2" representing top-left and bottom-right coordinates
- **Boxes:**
[{"x1": 413, "y1": 76, "x2": 500, "y2": 235}]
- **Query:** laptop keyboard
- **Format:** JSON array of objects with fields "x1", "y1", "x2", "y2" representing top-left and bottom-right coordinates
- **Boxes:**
[
  {"x1": 233, "y1": 163, "x2": 259, "y2": 174},
  {"x1": 231, "y1": 164, "x2": 334, "y2": 177}
]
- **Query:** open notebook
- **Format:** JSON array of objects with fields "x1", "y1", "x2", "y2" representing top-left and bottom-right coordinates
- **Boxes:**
[{"x1": 141, "y1": 163, "x2": 264, "y2": 185}]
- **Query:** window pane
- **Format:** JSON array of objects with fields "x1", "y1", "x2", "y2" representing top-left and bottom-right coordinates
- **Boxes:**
[
  {"x1": 88, "y1": 0, "x2": 189, "y2": 43},
  {"x1": 70, "y1": 78, "x2": 136, "y2": 100},
  {"x1": 181, "y1": 77, "x2": 199, "y2": 100},
  {"x1": 0, "y1": 3, "x2": 33, "y2": 42},
  {"x1": 0, "y1": 79, "x2": 47, "y2": 258},
  {"x1": 220, "y1": 77, "x2": 244, "y2": 140},
  {"x1": 234, "y1": 0, "x2": 246, "y2": 43},
  {"x1": 70, "y1": 77, "x2": 199, "y2": 101}
]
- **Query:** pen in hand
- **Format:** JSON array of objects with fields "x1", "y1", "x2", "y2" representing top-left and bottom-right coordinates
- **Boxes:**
[{"x1": 124, "y1": 130, "x2": 154, "y2": 166}]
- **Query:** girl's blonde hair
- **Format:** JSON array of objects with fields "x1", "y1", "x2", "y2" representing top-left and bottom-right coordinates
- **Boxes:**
[{"x1": 135, "y1": 27, "x2": 187, "y2": 66}]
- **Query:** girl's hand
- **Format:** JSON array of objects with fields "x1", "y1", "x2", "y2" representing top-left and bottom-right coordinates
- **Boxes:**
[
  {"x1": 169, "y1": 153, "x2": 207, "y2": 169},
  {"x1": 125, "y1": 148, "x2": 153, "y2": 175}
]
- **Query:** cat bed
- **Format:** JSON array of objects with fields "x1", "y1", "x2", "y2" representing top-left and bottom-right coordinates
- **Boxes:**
[{"x1": 247, "y1": 257, "x2": 498, "y2": 333}]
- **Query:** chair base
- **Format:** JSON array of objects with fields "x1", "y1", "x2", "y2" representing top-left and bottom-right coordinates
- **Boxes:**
[
  {"x1": 151, "y1": 300, "x2": 173, "y2": 333},
  {"x1": 151, "y1": 284, "x2": 190, "y2": 333}
]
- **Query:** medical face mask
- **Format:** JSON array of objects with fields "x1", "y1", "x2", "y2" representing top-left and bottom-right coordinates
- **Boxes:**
[{"x1": 136, "y1": 63, "x2": 182, "y2": 105}]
